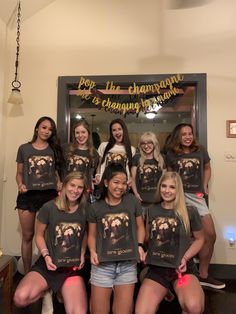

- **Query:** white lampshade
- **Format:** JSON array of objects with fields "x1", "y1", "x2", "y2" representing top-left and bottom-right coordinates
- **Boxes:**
[{"x1": 8, "y1": 88, "x2": 23, "y2": 105}]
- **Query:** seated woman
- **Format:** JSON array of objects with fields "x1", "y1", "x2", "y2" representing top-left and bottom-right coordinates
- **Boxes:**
[
  {"x1": 13, "y1": 172, "x2": 88, "y2": 314},
  {"x1": 135, "y1": 171, "x2": 205, "y2": 314}
]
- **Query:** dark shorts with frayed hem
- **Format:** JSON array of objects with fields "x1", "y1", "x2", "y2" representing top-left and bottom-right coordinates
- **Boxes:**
[
  {"x1": 16, "y1": 189, "x2": 58, "y2": 212},
  {"x1": 31, "y1": 256, "x2": 84, "y2": 293},
  {"x1": 145, "y1": 261, "x2": 198, "y2": 289}
]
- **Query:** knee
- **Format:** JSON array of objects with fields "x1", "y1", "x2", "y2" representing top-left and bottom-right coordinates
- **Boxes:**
[
  {"x1": 205, "y1": 230, "x2": 216, "y2": 245},
  {"x1": 181, "y1": 299, "x2": 204, "y2": 314},
  {"x1": 22, "y1": 231, "x2": 34, "y2": 243},
  {"x1": 14, "y1": 289, "x2": 29, "y2": 308}
]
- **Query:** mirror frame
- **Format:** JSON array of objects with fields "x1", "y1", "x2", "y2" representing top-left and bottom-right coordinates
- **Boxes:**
[{"x1": 57, "y1": 73, "x2": 207, "y2": 146}]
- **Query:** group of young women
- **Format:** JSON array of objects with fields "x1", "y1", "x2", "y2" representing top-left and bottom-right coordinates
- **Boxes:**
[{"x1": 13, "y1": 115, "x2": 224, "y2": 314}]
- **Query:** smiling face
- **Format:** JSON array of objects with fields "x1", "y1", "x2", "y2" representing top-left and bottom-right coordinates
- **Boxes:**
[
  {"x1": 36, "y1": 119, "x2": 53, "y2": 142},
  {"x1": 160, "y1": 178, "x2": 176, "y2": 206},
  {"x1": 140, "y1": 139, "x2": 154, "y2": 156},
  {"x1": 105, "y1": 172, "x2": 127, "y2": 203},
  {"x1": 111, "y1": 123, "x2": 124, "y2": 144},
  {"x1": 74, "y1": 125, "x2": 89, "y2": 148},
  {"x1": 65, "y1": 178, "x2": 84, "y2": 205},
  {"x1": 180, "y1": 125, "x2": 194, "y2": 148}
]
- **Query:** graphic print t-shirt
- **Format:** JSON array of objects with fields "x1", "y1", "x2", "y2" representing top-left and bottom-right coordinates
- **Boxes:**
[
  {"x1": 16, "y1": 143, "x2": 57, "y2": 190},
  {"x1": 98, "y1": 142, "x2": 136, "y2": 179},
  {"x1": 132, "y1": 154, "x2": 163, "y2": 203},
  {"x1": 88, "y1": 193, "x2": 142, "y2": 262},
  {"x1": 165, "y1": 148, "x2": 210, "y2": 193},
  {"x1": 146, "y1": 203, "x2": 202, "y2": 268},
  {"x1": 37, "y1": 200, "x2": 87, "y2": 267},
  {"x1": 63, "y1": 144, "x2": 99, "y2": 190}
]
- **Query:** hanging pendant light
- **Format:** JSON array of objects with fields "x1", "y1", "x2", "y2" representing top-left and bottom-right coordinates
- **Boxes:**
[{"x1": 8, "y1": 1, "x2": 23, "y2": 105}]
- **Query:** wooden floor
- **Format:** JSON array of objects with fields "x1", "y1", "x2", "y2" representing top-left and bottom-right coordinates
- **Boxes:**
[{"x1": 2, "y1": 272, "x2": 235, "y2": 314}]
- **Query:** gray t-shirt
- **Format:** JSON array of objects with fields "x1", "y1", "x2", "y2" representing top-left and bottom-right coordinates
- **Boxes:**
[
  {"x1": 88, "y1": 193, "x2": 142, "y2": 262},
  {"x1": 16, "y1": 143, "x2": 57, "y2": 190},
  {"x1": 165, "y1": 148, "x2": 210, "y2": 193},
  {"x1": 146, "y1": 203, "x2": 202, "y2": 268},
  {"x1": 37, "y1": 200, "x2": 87, "y2": 267},
  {"x1": 63, "y1": 144, "x2": 99, "y2": 190},
  {"x1": 132, "y1": 154, "x2": 163, "y2": 203}
]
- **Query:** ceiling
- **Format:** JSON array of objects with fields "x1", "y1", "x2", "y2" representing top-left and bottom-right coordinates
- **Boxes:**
[{"x1": 0, "y1": 0, "x2": 55, "y2": 24}]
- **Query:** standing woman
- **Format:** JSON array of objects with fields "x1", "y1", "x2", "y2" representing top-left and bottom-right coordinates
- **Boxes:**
[
  {"x1": 88, "y1": 163, "x2": 145, "y2": 314},
  {"x1": 16, "y1": 116, "x2": 64, "y2": 273},
  {"x1": 135, "y1": 172, "x2": 205, "y2": 314},
  {"x1": 165, "y1": 123, "x2": 225, "y2": 289},
  {"x1": 131, "y1": 131, "x2": 165, "y2": 213},
  {"x1": 95, "y1": 118, "x2": 135, "y2": 184},
  {"x1": 14, "y1": 172, "x2": 88, "y2": 314},
  {"x1": 63, "y1": 118, "x2": 99, "y2": 200}
]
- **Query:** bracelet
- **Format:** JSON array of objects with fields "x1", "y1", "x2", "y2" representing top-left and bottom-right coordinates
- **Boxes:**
[
  {"x1": 183, "y1": 254, "x2": 190, "y2": 262},
  {"x1": 43, "y1": 254, "x2": 50, "y2": 259},
  {"x1": 95, "y1": 174, "x2": 100, "y2": 177},
  {"x1": 41, "y1": 248, "x2": 49, "y2": 255}
]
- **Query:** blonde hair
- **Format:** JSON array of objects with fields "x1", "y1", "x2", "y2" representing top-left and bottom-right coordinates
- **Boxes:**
[
  {"x1": 138, "y1": 132, "x2": 164, "y2": 170},
  {"x1": 55, "y1": 172, "x2": 88, "y2": 213},
  {"x1": 155, "y1": 171, "x2": 190, "y2": 234}
]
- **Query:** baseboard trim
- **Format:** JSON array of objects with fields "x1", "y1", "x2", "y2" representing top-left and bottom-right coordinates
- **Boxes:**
[{"x1": 208, "y1": 264, "x2": 236, "y2": 280}]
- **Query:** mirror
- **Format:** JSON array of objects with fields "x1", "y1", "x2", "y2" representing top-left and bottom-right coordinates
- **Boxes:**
[{"x1": 57, "y1": 73, "x2": 207, "y2": 150}]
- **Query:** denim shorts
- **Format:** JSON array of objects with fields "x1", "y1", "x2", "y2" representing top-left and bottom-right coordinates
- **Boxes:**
[
  {"x1": 90, "y1": 261, "x2": 137, "y2": 288},
  {"x1": 185, "y1": 192, "x2": 210, "y2": 217},
  {"x1": 16, "y1": 189, "x2": 58, "y2": 212}
]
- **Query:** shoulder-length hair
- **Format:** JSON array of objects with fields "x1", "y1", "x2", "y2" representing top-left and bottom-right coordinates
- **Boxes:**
[
  {"x1": 55, "y1": 172, "x2": 88, "y2": 213},
  {"x1": 101, "y1": 119, "x2": 133, "y2": 170},
  {"x1": 168, "y1": 123, "x2": 200, "y2": 154},
  {"x1": 67, "y1": 118, "x2": 97, "y2": 167},
  {"x1": 138, "y1": 132, "x2": 165, "y2": 170},
  {"x1": 30, "y1": 116, "x2": 64, "y2": 179},
  {"x1": 155, "y1": 171, "x2": 190, "y2": 234}
]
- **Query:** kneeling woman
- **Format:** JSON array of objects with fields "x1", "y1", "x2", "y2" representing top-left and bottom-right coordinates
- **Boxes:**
[
  {"x1": 14, "y1": 172, "x2": 88, "y2": 314},
  {"x1": 135, "y1": 172, "x2": 205, "y2": 314}
]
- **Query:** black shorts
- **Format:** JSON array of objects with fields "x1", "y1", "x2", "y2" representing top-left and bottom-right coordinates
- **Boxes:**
[
  {"x1": 16, "y1": 189, "x2": 58, "y2": 212},
  {"x1": 145, "y1": 261, "x2": 198, "y2": 289},
  {"x1": 31, "y1": 256, "x2": 84, "y2": 293}
]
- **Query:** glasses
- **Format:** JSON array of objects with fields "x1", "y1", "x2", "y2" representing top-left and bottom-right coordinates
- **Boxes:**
[{"x1": 140, "y1": 141, "x2": 154, "y2": 146}]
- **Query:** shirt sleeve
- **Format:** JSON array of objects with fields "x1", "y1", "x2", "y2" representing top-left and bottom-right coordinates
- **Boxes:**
[
  {"x1": 131, "y1": 146, "x2": 136, "y2": 157},
  {"x1": 132, "y1": 153, "x2": 140, "y2": 167},
  {"x1": 97, "y1": 142, "x2": 108, "y2": 158},
  {"x1": 37, "y1": 202, "x2": 51, "y2": 225},
  {"x1": 16, "y1": 145, "x2": 24, "y2": 163},
  {"x1": 202, "y1": 147, "x2": 211, "y2": 164},
  {"x1": 133, "y1": 195, "x2": 143, "y2": 217},
  {"x1": 87, "y1": 203, "x2": 97, "y2": 223}
]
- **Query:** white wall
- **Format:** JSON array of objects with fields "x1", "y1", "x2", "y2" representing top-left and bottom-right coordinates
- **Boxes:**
[{"x1": 1, "y1": 0, "x2": 236, "y2": 263}]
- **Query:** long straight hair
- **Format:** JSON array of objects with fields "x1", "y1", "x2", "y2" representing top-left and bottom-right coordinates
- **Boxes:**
[
  {"x1": 55, "y1": 172, "x2": 88, "y2": 213},
  {"x1": 101, "y1": 119, "x2": 133, "y2": 170},
  {"x1": 29, "y1": 116, "x2": 64, "y2": 178},
  {"x1": 138, "y1": 131, "x2": 165, "y2": 170},
  {"x1": 155, "y1": 171, "x2": 190, "y2": 234}
]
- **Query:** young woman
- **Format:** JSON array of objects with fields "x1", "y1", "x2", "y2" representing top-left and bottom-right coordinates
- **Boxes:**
[
  {"x1": 63, "y1": 118, "x2": 99, "y2": 199},
  {"x1": 131, "y1": 132, "x2": 165, "y2": 211},
  {"x1": 14, "y1": 172, "x2": 88, "y2": 314},
  {"x1": 88, "y1": 163, "x2": 145, "y2": 314},
  {"x1": 165, "y1": 123, "x2": 225, "y2": 289},
  {"x1": 135, "y1": 172, "x2": 205, "y2": 314},
  {"x1": 15, "y1": 116, "x2": 64, "y2": 273},
  {"x1": 95, "y1": 118, "x2": 136, "y2": 184}
]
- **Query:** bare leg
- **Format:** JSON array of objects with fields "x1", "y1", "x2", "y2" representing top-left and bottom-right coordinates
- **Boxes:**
[
  {"x1": 198, "y1": 214, "x2": 216, "y2": 278},
  {"x1": 14, "y1": 271, "x2": 48, "y2": 307},
  {"x1": 135, "y1": 279, "x2": 167, "y2": 314},
  {"x1": 61, "y1": 276, "x2": 87, "y2": 314},
  {"x1": 18, "y1": 209, "x2": 36, "y2": 273},
  {"x1": 90, "y1": 285, "x2": 112, "y2": 314},
  {"x1": 174, "y1": 274, "x2": 205, "y2": 314},
  {"x1": 113, "y1": 284, "x2": 135, "y2": 314}
]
